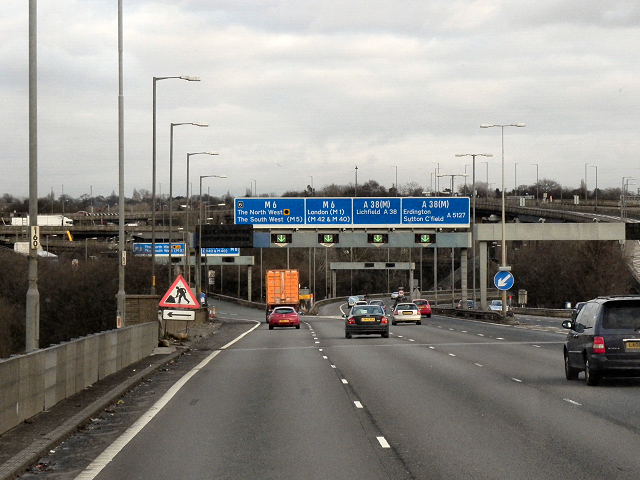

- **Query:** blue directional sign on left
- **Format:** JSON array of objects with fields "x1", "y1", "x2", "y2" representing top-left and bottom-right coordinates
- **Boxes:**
[
  {"x1": 494, "y1": 271, "x2": 515, "y2": 291},
  {"x1": 235, "y1": 198, "x2": 305, "y2": 226}
]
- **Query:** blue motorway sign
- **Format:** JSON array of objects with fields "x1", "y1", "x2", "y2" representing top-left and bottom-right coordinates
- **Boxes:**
[
  {"x1": 200, "y1": 247, "x2": 240, "y2": 256},
  {"x1": 352, "y1": 198, "x2": 401, "y2": 225},
  {"x1": 234, "y1": 197, "x2": 470, "y2": 228},
  {"x1": 305, "y1": 198, "x2": 352, "y2": 225},
  {"x1": 402, "y1": 197, "x2": 469, "y2": 226},
  {"x1": 235, "y1": 198, "x2": 305, "y2": 225},
  {"x1": 133, "y1": 243, "x2": 185, "y2": 256},
  {"x1": 494, "y1": 271, "x2": 515, "y2": 291}
]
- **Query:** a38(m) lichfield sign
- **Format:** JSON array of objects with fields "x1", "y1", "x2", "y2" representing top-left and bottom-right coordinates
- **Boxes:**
[{"x1": 234, "y1": 197, "x2": 469, "y2": 228}]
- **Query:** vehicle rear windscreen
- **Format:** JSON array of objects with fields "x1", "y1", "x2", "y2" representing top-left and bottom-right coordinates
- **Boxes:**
[{"x1": 602, "y1": 300, "x2": 640, "y2": 330}]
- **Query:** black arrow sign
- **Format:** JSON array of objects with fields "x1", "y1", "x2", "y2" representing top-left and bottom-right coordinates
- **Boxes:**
[{"x1": 165, "y1": 311, "x2": 193, "y2": 318}]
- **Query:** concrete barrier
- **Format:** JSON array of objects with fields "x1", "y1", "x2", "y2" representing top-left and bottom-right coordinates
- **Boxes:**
[{"x1": 0, "y1": 322, "x2": 157, "y2": 436}]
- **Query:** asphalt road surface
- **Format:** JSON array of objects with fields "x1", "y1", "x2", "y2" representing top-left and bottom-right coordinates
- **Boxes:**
[{"x1": 17, "y1": 301, "x2": 640, "y2": 480}]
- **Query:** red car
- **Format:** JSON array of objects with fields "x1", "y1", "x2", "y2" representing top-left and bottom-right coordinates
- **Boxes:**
[
  {"x1": 268, "y1": 307, "x2": 301, "y2": 330},
  {"x1": 413, "y1": 299, "x2": 432, "y2": 318}
]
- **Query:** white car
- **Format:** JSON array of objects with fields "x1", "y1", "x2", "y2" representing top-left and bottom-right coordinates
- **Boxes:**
[
  {"x1": 392, "y1": 303, "x2": 421, "y2": 325},
  {"x1": 489, "y1": 299, "x2": 514, "y2": 316}
]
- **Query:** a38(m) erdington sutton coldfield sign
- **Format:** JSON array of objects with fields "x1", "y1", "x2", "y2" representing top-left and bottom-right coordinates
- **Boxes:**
[{"x1": 234, "y1": 197, "x2": 469, "y2": 228}]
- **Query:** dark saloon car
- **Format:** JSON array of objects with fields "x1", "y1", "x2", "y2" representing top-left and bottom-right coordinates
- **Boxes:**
[
  {"x1": 344, "y1": 305, "x2": 389, "y2": 339},
  {"x1": 563, "y1": 296, "x2": 640, "y2": 386},
  {"x1": 268, "y1": 307, "x2": 301, "y2": 330}
]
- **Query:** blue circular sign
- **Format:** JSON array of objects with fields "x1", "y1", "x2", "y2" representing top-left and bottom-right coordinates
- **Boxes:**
[{"x1": 494, "y1": 271, "x2": 514, "y2": 291}]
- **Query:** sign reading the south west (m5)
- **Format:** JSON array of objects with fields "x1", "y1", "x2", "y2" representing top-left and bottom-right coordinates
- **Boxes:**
[
  {"x1": 401, "y1": 198, "x2": 470, "y2": 227},
  {"x1": 133, "y1": 242, "x2": 185, "y2": 256},
  {"x1": 235, "y1": 198, "x2": 305, "y2": 226}
]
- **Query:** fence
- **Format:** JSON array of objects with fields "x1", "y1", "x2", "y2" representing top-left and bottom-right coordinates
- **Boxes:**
[{"x1": 0, "y1": 322, "x2": 157, "y2": 435}]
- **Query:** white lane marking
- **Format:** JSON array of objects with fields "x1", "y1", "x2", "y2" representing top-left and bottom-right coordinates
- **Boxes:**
[
  {"x1": 354, "y1": 401, "x2": 363, "y2": 409},
  {"x1": 563, "y1": 398, "x2": 582, "y2": 406},
  {"x1": 74, "y1": 321, "x2": 261, "y2": 480},
  {"x1": 532, "y1": 344, "x2": 541, "y2": 348},
  {"x1": 477, "y1": 334, "x2": 485, "y2": 337},
  {"x1": 448, "y1": 353, "x2": 456, "y2": 357},
  {"x1": 318, "y1": 348, "x2": 323, "y2": 352},
  {"x1": 322, "y1": 356, "x2": 328, "y2": 359},
  {"x1": 429, "y1": 346, "x2": 435, "y2": 350},
  {"x1": 475, "y1": 363, "x2": 483, "y2": 367},
  {"x1": 512, "y1": 378, "x2": 523, "y2": 383},
  {"x1": 497, "y1": 337, "x2": 505, "y2": 340},
  {"x1": 409, "y1": 339, "x2": 415, "y2": 342},
  {"x1": 341, "y1": 379, "x2": 348, "y2": 384},
  {"x1": 377, "y1": 437, "x2": 391, "y2": 448},
  {"x1": 315, "y1": 341, "x2": 320, "y2": 344},
  {"x1": 462, "y1": 330, "x2": 468, "y2": 333},
  {"x1": 331, "y1": 365, "x2": 336, "y2": 368},
  {"x1": 397, "y1": 335, "x2": 404, "y2": 338}
]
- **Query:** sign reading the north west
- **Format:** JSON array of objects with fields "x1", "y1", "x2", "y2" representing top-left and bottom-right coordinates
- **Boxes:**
[
  {"x1": 235, "y1": 198, "x2": 305, "y2": 225},
  {"x1": 133, "y1": 243, "x2": 185, "y2": 256},
  {"x1": 159, "y1": 275, "x2": 199, "y2": 309},
  {"x1": 234, "y1": 197, "x2": 469, "y2": 228}
]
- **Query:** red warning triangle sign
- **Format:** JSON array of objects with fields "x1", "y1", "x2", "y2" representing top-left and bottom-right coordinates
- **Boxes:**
[{"x1": 159, "y1": 275, "x2": 199, "y2": 309}]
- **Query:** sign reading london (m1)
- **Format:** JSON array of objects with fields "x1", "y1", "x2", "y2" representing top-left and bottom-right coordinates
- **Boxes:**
[{"x1": 234, "y1": 197, "x2": 469, "y2": 228}]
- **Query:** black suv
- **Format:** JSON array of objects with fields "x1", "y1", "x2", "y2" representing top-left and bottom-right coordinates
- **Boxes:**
[{"x1": 562, "y1": 296, "x2": 640, "y2": 386}]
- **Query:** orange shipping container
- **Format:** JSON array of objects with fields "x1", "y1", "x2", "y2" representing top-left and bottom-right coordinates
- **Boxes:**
[{"x1": 266, "y1": 270, "x2": 300, "y2": 306}]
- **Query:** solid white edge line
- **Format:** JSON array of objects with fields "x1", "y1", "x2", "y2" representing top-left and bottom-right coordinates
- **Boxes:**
[
  {"x1": 74, "y1": 321, "x2": 260, "y2": 480},
  {"x1": 377, "y1": 436, "x2": 390, "y2": 448}
]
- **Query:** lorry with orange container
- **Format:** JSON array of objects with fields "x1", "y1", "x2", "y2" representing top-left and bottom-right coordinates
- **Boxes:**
[{"x1": 265, "y1": 269, "x2": 300, "y2": 322}]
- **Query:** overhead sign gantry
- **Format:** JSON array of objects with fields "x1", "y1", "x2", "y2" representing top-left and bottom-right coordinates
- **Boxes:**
[{"x1": 234, "y1": 197, "x2": 470, "y2": 229}]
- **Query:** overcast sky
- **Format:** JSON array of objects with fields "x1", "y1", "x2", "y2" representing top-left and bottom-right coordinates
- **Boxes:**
[{"x1": 2, "y1": 1, "x2": 638, "y2": 200}]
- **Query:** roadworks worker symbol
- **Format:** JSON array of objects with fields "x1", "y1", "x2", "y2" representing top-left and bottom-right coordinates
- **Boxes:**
[{"x1": 159, "y1": 275, "x2": 199, "y2": 309}]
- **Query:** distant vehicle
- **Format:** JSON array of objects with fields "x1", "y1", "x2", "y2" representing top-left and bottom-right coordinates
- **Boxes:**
[
  {"x1": 344, "y1": 304, "x2": 388, "y2": 339},
  {"x1": 413, "y1": 299, "x2": 432, "y2": 317},
  {"x1": 571, "y1": 301, "x2": 586, "y2": 322},
  {"x1": 457, "y1": 299, "x2": 475, "y2": 309},
  {"x1": 268, "y1": 306, "x2": 301, "y2": 330},
  {"x1": 563, "y1": 296, "x2": 640, "y2": 386},
  {"x1": 391, "y1": 292, "x2": 399, "y2": 299},
  {"x1": 368, "y1": 299, "x2": 386, "y2": 313},
  {"x1": 11, "y1": 215, "x2": 73, "y2": 227},
  {"x1": 356, "y1": 294, "x2": 367, "y2": 301},
  {"x1": 488, "y1": 299, "x2": 513, "y2": 316},
  {"x1": 347, "y1": 296, "x2": 359, "y2": 308},
  {"x1": 353, "y1": 300, "x2": 368, "y2": 308},
  {"x1": 392, "y1": 303, "x2": 421, "y2": 325}
]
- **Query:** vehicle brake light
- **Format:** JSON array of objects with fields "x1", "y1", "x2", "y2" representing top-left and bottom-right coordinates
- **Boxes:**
[
  {"x1": 593, "y1": 336, "x2": 605, "y2": 354},
  {"x1": 348, "y1": 319, "x2": 356, "y2": 324},
  {"x1": 381, "y1": 317, "x2": 388, "y2": 324}
]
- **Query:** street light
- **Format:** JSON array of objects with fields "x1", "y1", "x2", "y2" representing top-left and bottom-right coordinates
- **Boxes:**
[
  {"x1": 480, "y1": 123, "x2": 526, "y2": 316},
  {"x1": 197, "y1": 174, "x2": 227, "y2": 293},
  {"x1": 167, "y1": 122, "x2": 208, "y2": 285},
  {"x1": 481, "y1": 161, "x2": 489, "y2": 198},
  {"x1": 456, "y1": 153, "x2": 493, "y2": 308},
  {"x1": 151, "y1": 75, "x2": 200, "y2": 294},
  {"x1": 530, "y1": 163, "x2": 539, "y2": 202},
  {"x1": 514, "y1": 163, "x2": 518, "y2": 196},
  {"x1": 354, "y1": 166, "x2": 358, "y2": 197},
  {"x1": 584, "y1": 163, "x2": 589, "y2": 201},
  {"x1": 185, "y1": 152, "x2": 219, "y2": 286},
  {"x1": 437, "y1": 173, "x2": 468, "y2": 197},
  {"x1": 590, "y1": 165, "x2": 598, "y2": 210},
  {"x1": 391, "y1": 165, "x2": 398, "y2": 196}
]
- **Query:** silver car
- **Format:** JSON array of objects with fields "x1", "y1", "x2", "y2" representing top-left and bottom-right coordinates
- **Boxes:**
[{"x1": 392, "y1": 303, "x2": 421, "y2": 325}]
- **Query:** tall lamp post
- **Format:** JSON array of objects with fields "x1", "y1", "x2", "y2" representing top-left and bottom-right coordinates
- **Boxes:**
[
  {"x1": 391, "y1": 165, "x2": 398, "y2": 196},
  {"x1": 530, "y1": 163, "x2": 539, "y2": 202},
  {"x1": 590, "y1": 165, "x2": 598, "y2": 210},
  {"x1": 197, "y1": 174, "x2": 227, "y2": 293},
  {"x1": 185, "y1": 152, "x2": 219, "y2": 286},
  {"x1": 584, "y1": 163, "x2": 589, "y2": 201},
  {"x1": 167, "y1": 122, "x2": 208, "y2": 284},
  {"x1": 480, "y1": 123, "x2": 526, "y2": 316},
  {"x1": 456, "y1": 153, "x2": 492, "y2": 308},
  {"x1": 151, "y1": 75, "x2": 200, "y2": 294}
]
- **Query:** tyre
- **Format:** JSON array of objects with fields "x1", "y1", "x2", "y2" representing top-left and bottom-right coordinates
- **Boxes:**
[
  {"x1": 295, "y1": 324, "x2": 300, "y2": 329},
  {"x1": 268, "y1": 324, "x2": 274, "y2": 330},
  {"x1": 381, "y1": 332, "x2": 389, "y2": 338},
  {"x1": 416, "y1": 320, "x2": 421, "y2": 325},
  {"x1": 345, "y1": 332, "x2": 352, "y2": 339},
  {"x1": 584, "y1": 357, "x2": 600, "y2": 386},
  {"x1": 564, "y1": 353, "x2": 579, "y2": 380},
  {"x1": 392, "y1": 320, "x2": 397, "y2": 326},
  {"x1": 427, "y1": 314, "x2": 431, "y2": 318}
]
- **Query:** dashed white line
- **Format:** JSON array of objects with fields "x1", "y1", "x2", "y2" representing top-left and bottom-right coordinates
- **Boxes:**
[
  {"x1": 511, "y1": 378, "x2": 523, "y2": 383},
  {"x1": 497, "y1": 337, "x2": 505, "y2": 340},
  {"x1": 341, "y1": 379, "x2": 348, "y2": 384},
  {"x1": 563, "y1": 398, "x2": 582, "y2": 406},
  {"x1": 331, "y1": 365, "x2": 336, "y2": 369},
  {"x1": 475, "y1": 363, "x2": 483, "y2": 367},
  {"x1": 377, "y1": 437, "x2": 391, "y2": 448},
  {"x1": 322, "y1": 356, "x2": 328, "y2": 359},
  {"x1": 354, "y1": 401, "x2": 363, "y2": 409},
  {"x1": 532, "y1": 345, "x2": 541, "y2": 348},
  {"x1": 477, "y1": 334, "x2": 485, "y2": 337},
  {"x1": 448, "y1": 353, "x2": 456, "y2": 357},
  {"x1": 409, "y1": 339, "x2": 415, "y2": 342}
]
